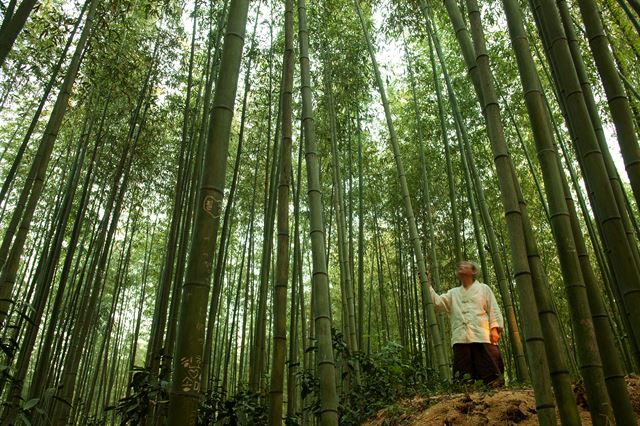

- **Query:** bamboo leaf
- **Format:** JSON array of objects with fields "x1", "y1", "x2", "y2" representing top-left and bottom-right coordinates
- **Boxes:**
[{"x1": 23, "y1": 398, "x2": 39, "y2": 410}]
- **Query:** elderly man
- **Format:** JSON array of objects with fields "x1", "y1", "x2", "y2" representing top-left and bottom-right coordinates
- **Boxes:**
[{"x1": 429, "y1": 260, "x2": 504, "y2": 385}]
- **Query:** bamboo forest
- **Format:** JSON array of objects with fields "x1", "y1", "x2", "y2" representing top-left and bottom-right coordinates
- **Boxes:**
[{"x1": 3, "y1": 0, "x2": 640, "y2": 424}]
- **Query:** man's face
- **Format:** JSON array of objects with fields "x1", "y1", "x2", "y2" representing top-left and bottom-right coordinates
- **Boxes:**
[{"x1": 456, "y1": 262, "x2": 475, "y2": 281}]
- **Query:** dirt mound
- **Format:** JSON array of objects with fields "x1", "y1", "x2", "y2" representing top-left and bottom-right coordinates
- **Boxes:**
[{"x1": 364, "y1": 376, "x2": 640, "y2": 425}]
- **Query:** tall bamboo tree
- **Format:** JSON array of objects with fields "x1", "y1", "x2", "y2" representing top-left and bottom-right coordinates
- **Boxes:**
[
  {"x1": 530, "y1": 0, "x2": 640, "y2": 359},
  {"x1": 296, "y1": 0, "x2": 339, "y2": 421},
  {"x1": 574, "y1": 0, "x2": 640, "y2": 209},
  {"x1": 0, "y1": 0, "x2": 38, "y2": 67},
  {"x1": 0, "y1": 0, "x2": 99, "y2": 326},
  {"x1": 417, "y1": 1, "x2": 529, "y2": 382},
  {"x1": 167, "y1": 0, "x2": 250, "y2": 421},
  {"x1": 269, "y1": 0, "x2": 294, "y2": 421},
  {"x1": 354, "y1": 0, "x2": 449, "y2": 381},
  {"x1": 146, "y1": 0, "x2": 201, "y2": 378},
  {"x1": 324, "y1": 67, "x2": 358, "y2": 361},
  {"x1": 500, "y1": 0, "x2": 626, "y2": 421},
  {"x1": 441, "y1": 0, "x2": 564, "y2": 422}
]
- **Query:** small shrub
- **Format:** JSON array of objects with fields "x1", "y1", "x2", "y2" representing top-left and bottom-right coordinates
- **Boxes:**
[
  {"x1": 106, "y1": 367, "x2": 169, "y2": 425},
  {"x1": 198, "y1": 387, "x2": 267, "y2": 425},
  {"x1": 339, "y1": 342, "x2": 442, "y2": 425}
]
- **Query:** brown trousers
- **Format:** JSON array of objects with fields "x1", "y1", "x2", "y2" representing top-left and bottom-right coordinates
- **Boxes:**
[{"x1": 452, "y1": 343, "x2": 504, "y2": 384}]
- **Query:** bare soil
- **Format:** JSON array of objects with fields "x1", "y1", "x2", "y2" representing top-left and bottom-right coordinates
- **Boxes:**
[{"x1": 364, "y1": 375, "x2": 640, "y2": 425}]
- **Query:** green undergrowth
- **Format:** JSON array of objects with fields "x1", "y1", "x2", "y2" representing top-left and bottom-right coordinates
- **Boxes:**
[
  {"x1": 337, "y1": 341, "x2": 446, "y2": 425},
  {"x1": 112, "y1": 336, "x2": 499, "y2": 425}
]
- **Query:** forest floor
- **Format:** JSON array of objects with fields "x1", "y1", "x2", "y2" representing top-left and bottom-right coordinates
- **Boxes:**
[{"x1": 363, "y1": 375, "x2": 640, "y2": 425}]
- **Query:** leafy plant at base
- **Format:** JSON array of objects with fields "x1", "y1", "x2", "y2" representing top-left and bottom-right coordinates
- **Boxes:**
[
  {"x1": 297, "y1": 367, "x2": 320, "y2": 419},
  {"x1": 84, "y1": 415, "x2": 107, "y2": 426},
  {"x1": 106, "y1": 367, "x2": 169, "y2": 425},
  {"x1": 0, "y1": 360, "x2": 49, "y2": 425},
  {"x1": 339, "y1": 342, "x2": 442, "y2": 425},
  {"x1": 1, "y1": 395, "x2": 47, "y2": 426},
  {"x1": 197, "y1": 386, "x2": 267, "y2": 425},
  {"x1": 298, "y1": 330, "x2": 442, "y2": 425}
]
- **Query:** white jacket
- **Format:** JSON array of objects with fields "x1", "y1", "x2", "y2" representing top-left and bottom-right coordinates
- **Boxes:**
[{"x1": 429, "y1": 280, "x2": 504, "y2": 346}]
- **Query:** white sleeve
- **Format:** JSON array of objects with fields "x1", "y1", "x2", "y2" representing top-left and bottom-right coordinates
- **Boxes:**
[{"x1": 429, "y1": 286, "x2": 451, "y2": 314}]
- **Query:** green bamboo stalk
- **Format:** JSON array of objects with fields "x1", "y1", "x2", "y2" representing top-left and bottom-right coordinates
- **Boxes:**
[
  {"x1": 296, "y1": 0, "x2": 339, "y2": 421},
  {"x1": 268, "y1": 0, "x2": 294, "y2": 420},
  {"x1": 372, "y1": 215, "x2": 390, "y2": 342},
  {"x1": 354, "y1": 0, "x2": 449, "y2": 381},
  {"x1": 575, "y1": 0, "x2": 640, "y2": 210},
  {"x1": 27, "y1": 124, "x2": 103, "y2": 406},
  {"x1": 236, "y1": 145, "x2": 260, "y2": 391},
  {"x1": 146, "y1": 0, "x2": 200, "y2": 376},
  {"x1": 418, "y1": 0, "x2": 529, "y2": 382},
  {"x1": 0, "y1": 0, "x2": 87, "y2": 207},
  {"x1": 0, "y1": 108, "x2": 95, "y2": 423},
  {"x1": 222, "y1": 233, "x2": 246, "y2": 391},
  {"x1": 467, "y1": 1, "x2": 589, "y2": 420},
  {"x1": 528, "y1": 24, "x2": 640, "y2": 368},
  {"x1": 624, "y1": 0, "x2": 640, "y2": 19},
  {"x1": 0, "y1": 0, "x2": 37, "y2": 66},
  {"x1": 405, "y1": 48, "x2": 450, "y2": 366},
  {"x1": 0, "y1": 0, "x2": 98, "y2": 326},
  {"x1": 356, "y1": 109, "x2": 365, "y2": 353},
  {"x1": 558, "y1": 1, "x2": 640, "y2": 268},
  {"x1": 159, "y1": 0, "x2": 230, "y2": 387},
  {"x1": 324, "y1": 67, "x2": 359, "y2": 360},
  {"x1": 443, "y1": 0, "x2": 557, "y2": 421},
  {"x1": 612, "y1": 0, "x2": 640, "y2": 56},
  {"x1": 530, "y1": 0, "x2": 640, "y2": 361},
  {"x1": 560, "y1": 156, "x2": 638, "y2": 424},
  {"x1": 287, "y1": 136, "x2": 304, "y2": 420},
  {"x1": 52, "y1": 134, "x2": 136, "y2": 425},
  {"x1": 167, "y1": 0, "x2": 249, "y2": 421},
  {"x1": 250, "y1": 47, "x2": 282, "y2": 393},
  {"x1": 203, "y1": 8, "x2": 259, "y2": 389}
]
